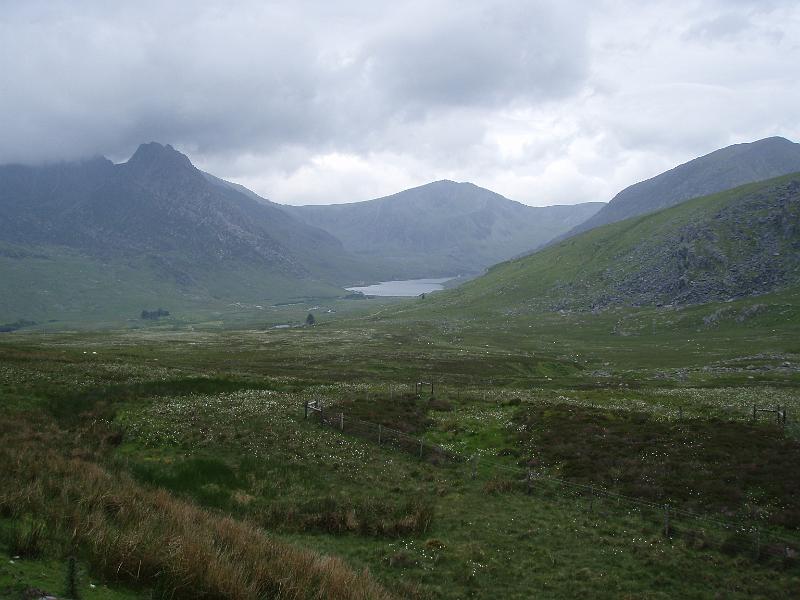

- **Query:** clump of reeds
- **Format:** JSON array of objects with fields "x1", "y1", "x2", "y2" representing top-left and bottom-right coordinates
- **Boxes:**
[
  {"x1": 0, "y1": 415, "x2": 392, "y2": 600},
  {"x1": 259, "y1": 495, "x2": 434, "y2": 537}
]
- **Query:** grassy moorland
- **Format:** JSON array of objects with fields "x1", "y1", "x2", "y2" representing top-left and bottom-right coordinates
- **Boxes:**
[{"x1": 1, "y1": 284, "x2": 800, "y2": 599}]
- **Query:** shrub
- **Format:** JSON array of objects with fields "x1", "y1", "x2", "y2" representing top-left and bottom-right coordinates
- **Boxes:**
[
  {"x1": 7, "y1": 517, "x2": 46, "y2": 558},
  {"x1": 140, "y1": 308, "x2": 170, "y2": 320},
  {"x1": 428, "y1": 397, "x2": 453, "y2": 412},
  {"x1": 482, "y1": 477, "x2": 516, "y2": 495},
  {"x1": 260, "y1": 495, "x2": 435, "y2": 538}
]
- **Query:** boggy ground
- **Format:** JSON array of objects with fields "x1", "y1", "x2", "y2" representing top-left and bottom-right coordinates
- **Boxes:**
[{"x1": 1, "y1": 295, "x2": 800, "y2": 599}]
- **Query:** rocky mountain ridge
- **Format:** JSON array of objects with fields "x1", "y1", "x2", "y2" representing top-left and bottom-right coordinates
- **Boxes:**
[
  {"x1": 562, "y1": 136, "x2": 800, "y2": 240},
  {"x1": 0, "y1": 143, "x2": 364, "y2": 285}
]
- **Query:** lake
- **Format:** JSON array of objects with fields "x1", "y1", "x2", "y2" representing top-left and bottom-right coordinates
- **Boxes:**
[{"x1": 346, "y1": 277, "x2": 453, "y2": 297}]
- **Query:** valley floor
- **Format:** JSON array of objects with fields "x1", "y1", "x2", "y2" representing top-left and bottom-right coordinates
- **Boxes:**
[{"x1": 2, "y1": 290, "x2": 800, "y2": 599}]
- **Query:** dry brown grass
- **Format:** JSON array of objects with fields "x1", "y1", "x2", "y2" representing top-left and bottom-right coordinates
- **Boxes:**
[{"x1": 0, "y1": 415, "x2": 392, "y2": 600}]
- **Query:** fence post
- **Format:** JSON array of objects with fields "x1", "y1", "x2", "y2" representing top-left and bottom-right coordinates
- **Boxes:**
[
  {"x1": 471, "y1": 455, "x2": 478, "y2": 480},
  {"x1": 678, "y1": 406, "x2": 683, "y2": 420},
  {"x1": 588, "y1": 486, "x2": 594, "y2": 512},
  {"x1": 419, "y1": 439, "x2": 424, "y2": 459},
  {"x1": 664, "y1": 504, "x2": 670, "y2": 537},
  {"x1": 340, "y1": 412, "x2": 344, "y2": 432},
  {"x1": 754, "y1": 528, "x2": 760, "y2": 560},
  {"x1": 319, "y1": 404, "x2": 324, "y2": 426},
  {"x1": 753, "y1": 404, "x2": 757, "y2": 420},
  {"x1": 378, "y1": 424, "x2": 383, "y2": 445}
]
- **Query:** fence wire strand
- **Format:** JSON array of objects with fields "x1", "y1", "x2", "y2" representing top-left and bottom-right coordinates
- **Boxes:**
[{"x1": 303, "y1": 399, "x2": 799, "y2": 564}]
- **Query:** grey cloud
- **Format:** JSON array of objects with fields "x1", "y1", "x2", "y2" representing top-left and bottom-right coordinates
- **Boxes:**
[
  {"x1": 363, "y1": 2, "x2": 588, "y2": 111},
  {"x1": 682, "y1": 13, "x2": 752, "y2": 42},
  {"x1": 0, "y1": 0, "x2": 797, "y2": 208},
  {"x1": 0, "y1": 0, "x2": 589, "y2": 166}
]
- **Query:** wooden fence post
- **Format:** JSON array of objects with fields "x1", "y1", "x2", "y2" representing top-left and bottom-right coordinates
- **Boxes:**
[
  {"x1": 526, "y1": 470, "x2": 533, "y2": 495},
  {"x1": 471, "y1": 455, "x2": 478, "y2": 480},
  {"x1": 304, "y1": 401, "x2": 309, "y2": 420},
  {"x1": 419, "y1": 439, "x2": 424, "y2": 459},
  {"x1": 340, "y1": 412, "x2": 344, "y2": 432},
  {"x1": 754, "y1": 528, "x2": 760, "y2": 560},
  {"x1": 378, "y1": 424, "x2": 383, "y2": 445},
  {"x1": 753, "y1": 404, "x2": 757, "y2": 420},
  {"x1": 588, "y1": 486, "x2": 594, "y2": 512}
]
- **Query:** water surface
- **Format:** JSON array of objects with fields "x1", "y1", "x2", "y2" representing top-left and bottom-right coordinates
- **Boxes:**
[{"x1": 346, "y1": 277, "x2": 452, "y2": 297}]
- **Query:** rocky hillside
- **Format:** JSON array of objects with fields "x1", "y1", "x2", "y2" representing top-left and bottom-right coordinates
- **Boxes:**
[
  {"x1": 0, "y1": 143, "x2": 369, "y2": 281},
  {"x1": 285, "y1": 180, "x2": 603, "y2": 278},
  {"x1": 429, "y1": 172, "x2": 800, "y2": 313},
  {"x1": 564, "y1": 136, "x2": 800, "y2": 239},
  {"x1": 0, "y1": 143, "x2": 383, "y2": 320}
]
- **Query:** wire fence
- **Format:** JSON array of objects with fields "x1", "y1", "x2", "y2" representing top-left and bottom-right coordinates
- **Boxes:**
[
  {"x1": 304, "y1": 398, "x2": 800, "y2": 568},
  {"x1": 378, "y1": 379, "x2": 800, "y2": 439}
]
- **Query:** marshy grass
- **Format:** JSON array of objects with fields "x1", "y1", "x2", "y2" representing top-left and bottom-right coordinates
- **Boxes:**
[{"x1": 0, "y1": 417, "x2": 392, "y2": 600}]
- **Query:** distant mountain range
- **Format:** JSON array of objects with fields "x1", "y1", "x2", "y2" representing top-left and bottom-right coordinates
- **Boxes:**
[
  {"x1": 2, "y1": 135, "x2": 799, "y2": 323},
  {"x1": 562, "y1": 136, "x2": 800, "y2": 240},
  {"x1": 430, "y1": 172, "x2": 800, "y2": 313},
  {"x1": 0, "y1": 143, "x2": 592, "y2": 321},
  {"x1": 0, "y1": 143, "x2": 364, "y2": 279},
  {"x1": 0, "y1": 143, "x2": 379, "y2": 321},
  {"x1": 285, "y1": 181, "x2": 602, "y2": 278}
]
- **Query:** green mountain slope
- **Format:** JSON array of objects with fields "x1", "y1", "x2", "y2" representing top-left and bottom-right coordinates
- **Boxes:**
[
  {"x1": 285, "y1": 180, "x2": 603, "y2": 278},
  {"x1": 564, "y1": 136, "x2": 800, "y2": 239},
  {"x1": 424, "y1": 172, "x2": 800, "y2": 313},
  {"x1": 0, "y1": 242, "x2": 347, "y2": 323}
]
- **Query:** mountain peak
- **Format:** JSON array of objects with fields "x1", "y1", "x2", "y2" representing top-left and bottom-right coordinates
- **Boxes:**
[
  {"x1": 425, "y1": 179, "x2": 474, "y2": 189},
  {"x1": 754, "y1": 136, "x2": 795, "y2": 146},
  {"x1": 127, "y1": 142, "x2": 194, "y2": 170}
]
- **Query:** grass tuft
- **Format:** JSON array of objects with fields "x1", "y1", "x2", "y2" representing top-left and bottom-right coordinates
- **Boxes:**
[{"x1": 0, "y1": 417, "x2": 392, "y2": 600}]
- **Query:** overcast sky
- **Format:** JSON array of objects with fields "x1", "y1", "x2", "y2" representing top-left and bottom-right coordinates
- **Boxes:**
[{"x1": 1, "y1": 1, "x2": 798, "y2": 206}]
